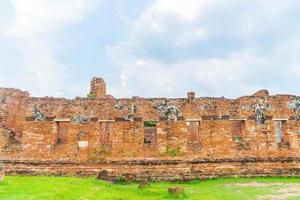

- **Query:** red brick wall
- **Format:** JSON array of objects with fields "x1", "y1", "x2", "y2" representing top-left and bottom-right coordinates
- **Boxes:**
[{"x1": 1, "y1": 83, "x2": 300, "y2": 178}]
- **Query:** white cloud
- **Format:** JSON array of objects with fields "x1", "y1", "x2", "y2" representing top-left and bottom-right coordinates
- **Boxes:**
[
  {"x1": 1, "y1": 0, "x2": 100, "y2": 97},
  {"x1": 6, "y1": 0, "x2": 99, "y2": 40},
  {"x1": 174, "y1": 28, "x2": 205, "y2": 47},
  {"x1": 2, "y1": 0, "x2": 300, "y2": 98},
  {"x1": 108, "y1": 0, "x2": 300, "y2": 98},
  {"x1": 114, "y1": 50, "x2": 262, "y2": 98},
  {"x1": 23, "y1": 42, "x2": 66, "y2": 96},
  {"x1": 154, "y1": 0, "x2": 218, "y2": 21}
]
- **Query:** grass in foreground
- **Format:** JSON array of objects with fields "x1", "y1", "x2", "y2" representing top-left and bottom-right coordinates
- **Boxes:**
[{"x1": 1, "y1": 176, "x2": 300, "y2": 200}]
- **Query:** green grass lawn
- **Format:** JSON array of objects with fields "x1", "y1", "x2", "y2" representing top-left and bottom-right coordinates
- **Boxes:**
[{"x1": 1, "y1": 176, "x2": 300, "y2": 200}]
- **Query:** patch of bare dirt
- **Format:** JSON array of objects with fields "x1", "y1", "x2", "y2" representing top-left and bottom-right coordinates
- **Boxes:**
[
  {"x1": 259, "y1": 184, "x2": 300, "y2": 200},
  {"x1": 233, "y1": 182, "x2": 283, "y2": 187},
  {"x1": 229, "y1": 182, "x2": 300, "y2": 200}
]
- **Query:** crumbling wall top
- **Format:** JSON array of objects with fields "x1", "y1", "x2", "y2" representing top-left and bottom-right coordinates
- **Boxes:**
[
  {"x1": 89, "y1": 77, "x2": 106, "y2": 98},
  {"x1": 252, "y1": 89, "x2": 269, "y2": 97}
]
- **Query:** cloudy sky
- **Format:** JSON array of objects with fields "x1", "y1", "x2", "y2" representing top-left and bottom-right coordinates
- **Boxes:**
[{"x1": 1, "y1": 0, "x2": 300, "y2": 98}]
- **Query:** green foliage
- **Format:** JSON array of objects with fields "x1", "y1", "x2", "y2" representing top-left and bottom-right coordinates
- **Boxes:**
[
  {"x1": 165, "y1": 146, "x2": 182, "y2": 157},
  {"x1": 233, "y1": 136, "x2": 242, "y2": 143},
  {"x1": 1, "y1": 176, "x2": 299, "y2": 199},
  {"x1": 144, "y1": 121, "x2": 157, "y2": 127},
  {"x1": 1, "y1": 176, "x2": 300, "y2": 199},
  {"x1": 87, "y1": 92, "x2": 96, "y2": 99}
]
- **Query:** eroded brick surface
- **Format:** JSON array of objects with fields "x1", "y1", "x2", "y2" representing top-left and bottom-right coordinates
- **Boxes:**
[{"x1": 1, "y1": 78, "x2": 300, "y2": 179}]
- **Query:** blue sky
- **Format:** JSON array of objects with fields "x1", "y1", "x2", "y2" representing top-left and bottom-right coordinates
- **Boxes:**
[{"x1": 1, "y1": 0, "x2": 300, "y2": 98}]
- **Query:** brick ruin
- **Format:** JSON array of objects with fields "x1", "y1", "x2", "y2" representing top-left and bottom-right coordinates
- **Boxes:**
[{"x1": 1, "y1": 77, "x2": 300, "y2": 180}]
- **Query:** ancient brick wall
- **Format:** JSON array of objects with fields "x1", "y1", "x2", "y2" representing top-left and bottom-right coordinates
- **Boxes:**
[{"x1": 1, "y1": 77, "x2": 300, "y2": 179}]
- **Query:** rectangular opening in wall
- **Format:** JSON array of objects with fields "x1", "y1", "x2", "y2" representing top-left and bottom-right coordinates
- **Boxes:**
[
  {"x1": 56, "y1": 122, "x2": 69, "y2": 144},
  {"x1": 231, "y1": 120, "x2": 245, "y2": 143},
  {"x1": 143, "y1": 121, "x2": 157, "y2": 145},
  {"x1": 275, "y1": 120, "x2": 287, "y2": 144},
  {"x1": 100, "y1": 122, "x2": 112, "y2": 145},
  {"x1": 187, "y1": 121, "x2": 200, "y2": 145}
]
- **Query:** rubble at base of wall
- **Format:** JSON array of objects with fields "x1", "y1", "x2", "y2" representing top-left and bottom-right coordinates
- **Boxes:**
[{"x1": 2, "y1": 158, "x2": 300, "y2": 181}]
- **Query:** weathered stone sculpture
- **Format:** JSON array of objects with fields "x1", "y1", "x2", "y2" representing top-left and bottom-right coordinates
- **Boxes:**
[
  {"x1": 288, "y1": 99, "x2": 300, "y2": 120},
  {"x1": 114, "y1": 101, "x2": 124, "y2": 111},
  {"x1": 72, "y1": 115, "x2": 85, "y2": 124},
  {"x1": 253, "y1": 99, "x2": 269, "y2": 124},
  {"x1": 33, "y1": 105, "x2": 45, "y2": 121},
  {"x1": 156, "y1": 100, "x2": 180, "y2": 121},
  {"x1": 124, "y1": 104, "x2": 138, "y2": 122}
]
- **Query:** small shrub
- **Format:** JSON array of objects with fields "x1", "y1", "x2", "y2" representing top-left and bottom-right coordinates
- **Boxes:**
[
  {"x1": 87, "y1": 92, "x2": 96, "y2": 99},
  {"x1": 144, "y1": 121, "x2": 157, "y2": 127},
  {"x1": 165, "y1": 146, "x2": 181, "y2": 157}
]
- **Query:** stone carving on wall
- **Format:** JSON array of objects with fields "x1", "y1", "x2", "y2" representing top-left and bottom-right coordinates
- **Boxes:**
[
  {"x1": 124, "y1": 114, "x2": 134, "y2": 122},
  {"x1": 287, "y1": 99, "x2": 300, "y2": 120},
  {"x1": 115, "y1": 101, "x2": 138, "y2": 122},
  {"x1": 114, "y1": 101, "x2": 124, "y2": 111},
  {"x1": 123, "y1": 104, "x2": 138, "y2": 122},
  {"x1": 156, "y1": 100, "x2": 180, "y2": 121},
  {"x1": 32, "y1": 105, "x2": 45, "y2": 121},
  {"x1": 253, "y1": 99, "x2": 270, "y2": 124},
  {"x1": 72, "y1": 115, "x2": 85, "y2": 124}
]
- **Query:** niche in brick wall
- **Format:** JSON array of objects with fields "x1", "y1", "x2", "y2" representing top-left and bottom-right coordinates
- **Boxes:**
[
  {"x1": 56, "y1": 122, "x2": 69, "y2": 144},
  {"x1": 231, "y1": 120, "x2": 245, "y2": 143},
  {"x1": 143, "y1": 121, "x2": 157, "y2": 145},
  {"x1": 99, "y1": 122, "x2": 112, "y2": 145},
  {"x1": 186, "y1": 121, "x2": 201, "y2": 147},
  {"x1": 274, "y1": 120, "x2": 289, "y2": 147},
  {"x1": 231, "y1": 120, "x2": 250, "y2": 150}
]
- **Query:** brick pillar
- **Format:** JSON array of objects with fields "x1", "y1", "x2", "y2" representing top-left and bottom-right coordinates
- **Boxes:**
[
  {"x1": 187, "y1": 92, "x2": 195, "y2": 102},
  {"x1": 89, "y1": 77, "x2": 106, "y2": 98}
]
